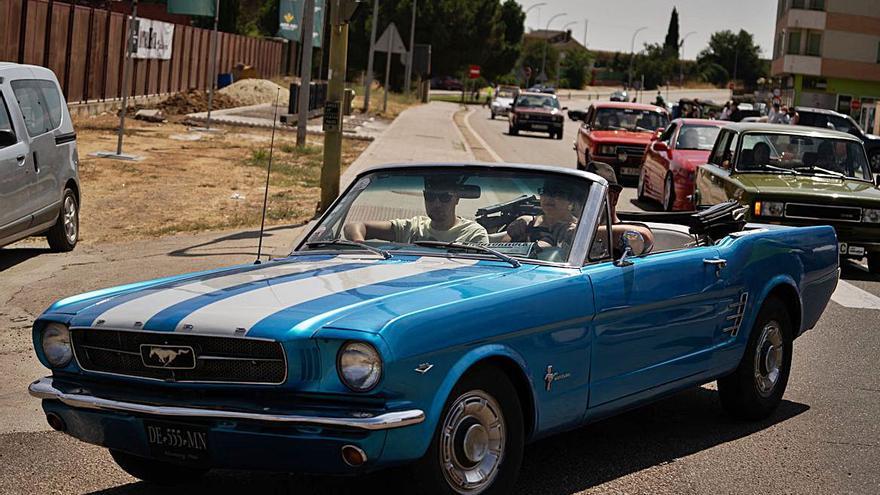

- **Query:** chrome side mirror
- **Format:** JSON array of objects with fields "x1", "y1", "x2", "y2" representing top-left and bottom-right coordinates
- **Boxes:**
[{"x1": 614, "y1": 230, "x2": 646, "y2": 267}]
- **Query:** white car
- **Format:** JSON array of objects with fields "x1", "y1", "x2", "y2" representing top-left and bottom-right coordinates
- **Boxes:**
[
  {"x1": 0, "y1": 63, "x2": 80, "y2": 251},
  {"x1": 490, "y1": 87, "x2": 518, "y2": 119}
]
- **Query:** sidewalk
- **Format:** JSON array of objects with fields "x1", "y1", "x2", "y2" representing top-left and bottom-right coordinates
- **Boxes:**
[{"x1": 342, "y1": 101, "x2": 475, "y2": 188}]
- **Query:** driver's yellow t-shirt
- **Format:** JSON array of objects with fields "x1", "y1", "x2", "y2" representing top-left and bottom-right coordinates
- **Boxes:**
[{"x1": 390, "y1": 216, "x2": 489, "y2": 244}]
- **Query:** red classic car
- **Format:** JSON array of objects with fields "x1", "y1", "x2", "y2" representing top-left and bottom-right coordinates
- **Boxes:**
[
  {"x1": 509, "y1": 91, "x2": 566, "y2": 139},
  {"x1": 637, "y1": 118, "x2": 727, "y2": 211},
  {"x1": 574, "y1": 101, "x2": 669, "y2": 179}
]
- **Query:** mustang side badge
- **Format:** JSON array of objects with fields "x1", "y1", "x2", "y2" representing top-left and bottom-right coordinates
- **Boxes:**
[{"x1": 544, "y1": 365, "x2": 571, "y2": 391}]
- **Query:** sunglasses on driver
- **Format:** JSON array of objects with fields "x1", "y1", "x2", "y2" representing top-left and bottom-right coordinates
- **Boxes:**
[{"x1": 423, "y1": 191, "x2": 455, "y2": 203}]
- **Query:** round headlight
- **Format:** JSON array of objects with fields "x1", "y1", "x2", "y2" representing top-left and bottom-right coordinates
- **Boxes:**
[
  {"x1": 41, "y1": 323, "x2": 72, "y2": 368},
  {"x1": 337, "y1": 342, "x2": 382, "y2": 391}
]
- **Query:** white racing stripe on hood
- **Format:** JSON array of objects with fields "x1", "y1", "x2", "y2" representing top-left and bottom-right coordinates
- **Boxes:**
[
  {"x1": 176, "y1": 257, "x2": 480, "y2": 335},
  {"x1": 91, "y1": 258, "x2": 354, "y2": 328}
]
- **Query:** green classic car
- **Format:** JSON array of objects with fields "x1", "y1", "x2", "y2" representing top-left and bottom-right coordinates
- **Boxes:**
[{"x1": 695, "y1": 123, "x2": 880, "y2": 273}]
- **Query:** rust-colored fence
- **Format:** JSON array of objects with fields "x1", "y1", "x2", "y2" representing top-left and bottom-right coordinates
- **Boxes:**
[{"x1": 0, "y1": 0, "x2": 285, "y2": 104}]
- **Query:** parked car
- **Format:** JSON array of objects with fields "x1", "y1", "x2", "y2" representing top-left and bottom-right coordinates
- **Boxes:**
[
  {"x1": 527, "y1": 84, "x2": 556, "y2": 94},
  {"x1": 508, "y1": 91, "x2": 566, "y2": 139},
  {"x1": 0, "y1": 62, "x2": 80, "y2": 251},
  {"x1": 609, "y1": 90, "x2": 628, "y2": 102},
  {"x1": 574, "y1": 101, "x2": 670, "y2": 179},
  {"x1": 430, "y1": 76, "x2": 464, "y2": 91},
  {"x1": 29, "y1": 162, "x2": 838, "y2": 493},
  {"x1": 638, "y1": 118, "x2": 727, "y2": 211},
  {"x1": 795, "y1": 106, "x2": 880, "y2": 172},
  {"x1": 489, "y1": 86, "x2": 518, "y2": 119},
  {"x1": 694, "y1": 123, "x2": 880, "y2": 272}
]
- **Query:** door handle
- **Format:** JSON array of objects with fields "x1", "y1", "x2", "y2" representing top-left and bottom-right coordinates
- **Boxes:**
[
  {"x1": 16, "y1": 155, "x2": 25, "y2": 165},
  {"x1": 703, "y1": 258, "x2": 727, "y2": 267},
  {"x1": 32, "y1": 151, "x2": 39, "y2": 173}
]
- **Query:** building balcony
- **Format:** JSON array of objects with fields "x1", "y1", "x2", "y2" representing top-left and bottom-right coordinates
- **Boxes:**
[{"x1": 772, "y1": 54, "x2": 822, "y2": 76}]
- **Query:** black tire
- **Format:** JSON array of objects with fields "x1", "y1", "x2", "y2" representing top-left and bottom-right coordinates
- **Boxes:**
[
  {"x1": 414, "y1": 366, "x2": 524, "y2": 495},
  {"x1": 636, "y1": 169, "x2": 647, "y2": 200},
  {"x1": 662, "y1": 173, "x2": 676, "y2": 211},
  {"x1": 110, "y1": 450, "x2": 208, "y2": 485},
  {"x1": 717, "y1": 296, "x2": 793, "y2": 420},
  {"x1": 46, "y1": 188, "x2": 78, "y2": 252},
  {"x1": 870, "y1": 151, "x2": 880, "y2": 173},
  {"x1": 490, "y1": 111, "x2": 495, "y2": 120},
  {"x1": 554, "y1": 131, "x2": 563, "y2": 140},
  {"x1": 868, "y1": 253, "x2": 880, "y2": 274},
  {"x1": 509, "y1": 125, "x2": 518, "y2": 136}
]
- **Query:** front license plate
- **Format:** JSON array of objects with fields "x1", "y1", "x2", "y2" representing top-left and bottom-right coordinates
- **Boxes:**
[
  {"x1": 620, "y1": 166, "x2": 640, "y2": 176},
  {"x1": 532, "y1": 124, "x2": 548, "y2": 130},
  {"x1": 848, "y1": 245, "x2": 865, "y2": 256},
  {"x1": 145, "y1": 420, "x2": 209, "y2": 464}
]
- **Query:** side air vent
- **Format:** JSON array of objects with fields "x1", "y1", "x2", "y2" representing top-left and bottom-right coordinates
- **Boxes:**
[{"x1": 723, "y1": 292, "x2": 749, "y2": 336}]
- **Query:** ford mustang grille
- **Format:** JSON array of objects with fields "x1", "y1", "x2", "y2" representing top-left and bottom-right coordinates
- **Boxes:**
[{"x1": 70, "y1": 328, "x2": 287, "y2": 384}]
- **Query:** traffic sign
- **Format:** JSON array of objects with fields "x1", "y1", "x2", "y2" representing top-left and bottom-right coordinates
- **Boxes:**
[
  {"x1": 851, "y1": 99, "x2": 861, "y2": 112},
  {"x1": 468, "y1": 65, "x2": 480, "y2": 79}
]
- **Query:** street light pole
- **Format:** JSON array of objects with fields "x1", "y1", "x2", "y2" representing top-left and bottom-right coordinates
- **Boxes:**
[
  {"x1": 679, "y1": 31, "x2": 696, "y2": 88},
  {"x1": 297, "y1": 0, "x2": 316, "y2": 148},
  {"x1": 627, "y1": 26, "x2": 648, "y2": 89},
  {"x1": 523, "y1": 2, "x2": 546, "y2": 31},
  {"x1": 540, "y1": 12, "x2": 567, "y2": 82},
  {"x1": 363, "y1": 0, "x2": 379, "y2": 112},
  {"x1": 404, "y1": 0, "x2": 416, "y2": 95}
]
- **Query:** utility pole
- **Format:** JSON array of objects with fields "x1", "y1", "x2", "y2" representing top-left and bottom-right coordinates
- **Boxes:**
[
  {"x1": 321, "y1": 0, "x2": 360, "y2": 212},
  {"x1": 204, "y1": 0, "x2": 220, "y2": 130},
  {"x1": 583, "y1": 19, "x2": 588, "y2": 48},
  {"x1": 297, "y1": 0, "x2": 316, "y2": 148},
  {"x1": 363, "y1": 0, "x2": 379, "y2": 112},
  {"x1": 116, "y1": 0, "x2": 137, "y2": 155},
  {"x1": 404, "y1": 0, "x2": 417, "y2": 95},
  {"x1": 540, "y1": 13, "x2": 567, "y2": 81}
]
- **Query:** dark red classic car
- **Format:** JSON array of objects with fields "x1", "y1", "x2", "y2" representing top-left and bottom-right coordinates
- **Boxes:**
[
  {"x1": 508, "y1": 91, "x2": 566, "y2": 139},
  {"x1": 573, "y1": 101, "x2": 669, "y2": 179},
  {"x1": 637, "y1": 118, "x2": 727, "y2": 211}
]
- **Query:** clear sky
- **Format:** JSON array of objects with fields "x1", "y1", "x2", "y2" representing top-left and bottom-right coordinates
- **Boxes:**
[{"x1": 516, "y1": 0, "x2": 778, "y2": 60}]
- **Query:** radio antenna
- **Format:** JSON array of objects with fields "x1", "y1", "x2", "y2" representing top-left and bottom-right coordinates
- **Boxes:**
[{"x1": 254, "y1": 88, "x2": 281, "y2": 265}]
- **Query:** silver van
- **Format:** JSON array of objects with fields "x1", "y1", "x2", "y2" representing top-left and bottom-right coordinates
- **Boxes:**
[{"x1": 0, "y1": 63, "x2": 80, "y2": 251}]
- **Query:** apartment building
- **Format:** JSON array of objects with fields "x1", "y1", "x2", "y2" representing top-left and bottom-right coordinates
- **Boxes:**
[{"x1": 771, "y1": 0, "x2": 880, "y2": 133}]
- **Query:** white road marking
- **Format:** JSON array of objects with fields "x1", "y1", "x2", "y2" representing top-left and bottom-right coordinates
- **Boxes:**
[
  {"x1": 463, "y1": 108, "x2": 504, "y2": 163},
  {"x1": 831, "y1": 280, "x2": 880, "y2": 310}
]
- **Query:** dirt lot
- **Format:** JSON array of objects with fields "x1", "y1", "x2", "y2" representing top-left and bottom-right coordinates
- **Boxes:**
[{"x1": 67, "y1": 113, "x2": 368, "y2": 245}]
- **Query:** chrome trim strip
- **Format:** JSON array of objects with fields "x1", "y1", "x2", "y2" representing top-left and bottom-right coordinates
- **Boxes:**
[
  {"x1": 29, "y1": 377, "x2": 424, "y2": 431},
  {"x1": 70, "y1": 327, "x2": 289, "y2": 386},
  {"x1": 784, "y1": 203, "x2": 862, "y2": 223}
]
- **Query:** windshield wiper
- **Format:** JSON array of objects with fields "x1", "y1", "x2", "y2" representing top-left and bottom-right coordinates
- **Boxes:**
[
  {"x1": 756, "y1": 164, "x2": 801, "y2": 175},
  {"x1": 306, "y1": 239, "x2": 392, "y2": 259},
  {"x1": 413, "y1": 241, "x2": 521, "y2": 268},
  {"x1": 796, "y1": 166, "x2": 847, "y2": 179}
]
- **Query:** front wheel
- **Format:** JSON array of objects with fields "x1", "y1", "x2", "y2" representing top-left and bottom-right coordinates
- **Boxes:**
[
  {"x1": 110, "y1": 450, "x2": 208, "y2": 485},
  {"x1": 717, "y1": 296, "x2": 793, "y2": 420},
  {"x1": 868, "y1": 253, "x2": 880, "y2": 274},
  {"x1": 554, "y1": 131, "x2": 563, "y2": 140},
  {"x1": 490, "y1": 111, "x2": 495, "y2": 120},
  {"x1": 508, "y1": 125, "x2": 518, "y2": 136},
  {"x1": 414, "y1": 367, "x2": 524, "y2": 495},
  {"x1": 636, "y1": 169, "x2": 647, "y2": 200},
  {"x1": 46, "y1": 188, "x2": 79, "y2": 252},
  {"x1": 662, "y1": 173, "x2": 676, "y2": 211}
]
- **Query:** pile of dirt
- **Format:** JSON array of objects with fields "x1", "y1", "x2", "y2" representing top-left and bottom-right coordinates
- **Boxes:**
[
  {"x1": 156, "y1": 89, "x2": 241, "y2": 115},
  {"x1": 219, "y1": 79, "x2": 290, "y2": 107}
]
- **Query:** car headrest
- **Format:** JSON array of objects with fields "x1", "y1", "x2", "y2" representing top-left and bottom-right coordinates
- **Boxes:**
[{"x1": 803, "y1": 151, "x2": 817, "y2": 167}]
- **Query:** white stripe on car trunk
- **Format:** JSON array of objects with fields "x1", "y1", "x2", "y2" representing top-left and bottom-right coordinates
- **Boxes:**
[
  {"x1": 176, "y1": 257, "x2": 480, "y2": 335},
  {"x1": 91, "y1": 258, "x2": 353, "y2": 328}
]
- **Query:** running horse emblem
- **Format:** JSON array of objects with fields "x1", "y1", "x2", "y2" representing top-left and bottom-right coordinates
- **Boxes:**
[{"x1": 149, "y1": 347, "x2": 191, "y2": 366}]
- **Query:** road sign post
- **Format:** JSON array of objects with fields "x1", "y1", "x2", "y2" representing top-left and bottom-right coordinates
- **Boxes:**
[{"x1": 374, "y1": 23, "x2": 407, "y2": 113}]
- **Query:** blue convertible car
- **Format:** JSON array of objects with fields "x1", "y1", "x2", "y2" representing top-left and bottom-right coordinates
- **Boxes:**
[{"x1": 30, "y1": 163, "x2": 839, "y2": 494}]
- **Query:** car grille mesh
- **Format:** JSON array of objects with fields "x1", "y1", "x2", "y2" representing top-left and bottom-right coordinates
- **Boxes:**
[
  {"x1": 71, "y1": 329, "x2": 287, "y2": 384},
  {"x1": 784, "y1": 203, "x2": 861, "y2": 222},
  {"x1": 616, "y1": 145, "x2": 646, "y2": 157}
]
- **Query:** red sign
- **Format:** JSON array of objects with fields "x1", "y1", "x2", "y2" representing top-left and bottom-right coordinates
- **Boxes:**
[
  {"x1": 468, "y1": 65, "x2": 481, "y2": 79},
  {"x1": 851, "y1": 99, "x2": 861, "y2": 112}
]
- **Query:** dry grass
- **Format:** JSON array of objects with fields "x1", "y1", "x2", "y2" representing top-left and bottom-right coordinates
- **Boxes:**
[
  {"x1": 71, "y1": 114, "x2": 368, "y2": 244},
  {"x1": 351, "y1": 84, "x2": 421, "y2": 120}
]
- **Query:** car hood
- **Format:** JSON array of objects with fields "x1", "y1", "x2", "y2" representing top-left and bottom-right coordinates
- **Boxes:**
[
  {"x1": 590, "y1": 130, "x2": 653, "y2": 145},
  {"x1": 61, "y1": 254, "x2": 545, "y2": 340},
  {"x1": 734, "y1": 173, "x2": 880, "y2": 203},
  {"x1": 493, "y1": 97, "x2": 513, "y2": 106}
]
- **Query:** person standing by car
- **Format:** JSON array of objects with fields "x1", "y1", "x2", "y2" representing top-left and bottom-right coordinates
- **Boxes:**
[{"x1": 344, "y1": 176, "x2": 489, "y2": 244}]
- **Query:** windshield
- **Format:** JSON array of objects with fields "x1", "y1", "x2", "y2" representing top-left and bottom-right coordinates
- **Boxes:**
[
  {"x1": 516, "y1": 95, "x2": 559, "y2": 109},
  {"x1": 676, "y1": 125, "x2": 722, "y2": 151},
  {"x1": 594, "y1": 108, "x2": 668, "y2": 132},
  {"x1": 497, "y1": 89, "x2": 516, "y2": 98},
  {"x1": 736, "y1": 133, "x2": 872, "y2": 180},
  {"x1": 300, "y1": 169, "x2": 599, "y2": 264}
]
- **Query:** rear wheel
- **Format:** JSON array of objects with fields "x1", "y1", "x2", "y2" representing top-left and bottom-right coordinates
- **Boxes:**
[
  {"x1": 46, "y1": 188, "x2": 78, "y2": 252},
  {"x1": 490, "y1": 111, "x2": 495, "y2": 119},
  {"x1": 110, "y1": 450, "x2": 208, "y2": 485},
  {"x1": 662, "y1": 173, "x2": 676, "y2": 211},
  {"x1": 868, "y1": 253, "x2": 880, "y2": 274},
  {"x1": 414, "y1": 367, "x2": 524, "y2": 495},
  {"x1": 555, "y1": 131, "x2": 563, "y2": 140},
  {"x1": 717, "y1": 296, "x2": 793, "y2": 420}
]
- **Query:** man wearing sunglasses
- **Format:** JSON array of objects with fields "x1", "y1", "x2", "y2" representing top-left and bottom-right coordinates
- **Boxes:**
[{"x1": 344, "y1": 176, "x2": 489, "y2": 245}]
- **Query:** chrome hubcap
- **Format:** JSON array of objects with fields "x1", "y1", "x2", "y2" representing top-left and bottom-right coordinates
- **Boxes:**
[
  {"x1": 754, "y1": 321, "x2": 783, "y2": 397},
  {"x1": 440, "y1": 390, "x2": 505, "y2": 494},
  {"x1": 63, "y1": 196, "x2": 78, "y2": 243}
]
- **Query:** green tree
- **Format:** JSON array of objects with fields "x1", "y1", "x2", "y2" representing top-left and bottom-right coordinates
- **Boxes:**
[
  {"x1": 633, "y1": 43, "x2": 676, "y2": 90},
  {"x1": 696, "y1": 29, "x2": 765, "y2": 85},
  {"x1": 518, "y1": 39, "x2": 559, "y2": 86},
  {"x1": 560, "y1": 48, "x2": 592, "y2": 89},
  {"x1": 482, "y1": 0, "x2": 526, "y2": 81},
  {"x1": 663, "y1": 7, "x2": 680, "y2": 58}
]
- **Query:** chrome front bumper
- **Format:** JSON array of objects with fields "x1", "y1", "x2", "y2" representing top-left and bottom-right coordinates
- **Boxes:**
[{"x1": 29, "y1": 377, "x2": 424, "y2": 431}]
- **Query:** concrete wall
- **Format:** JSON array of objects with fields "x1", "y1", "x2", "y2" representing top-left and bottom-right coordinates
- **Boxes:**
[
  {"x1": 828, "y1": 0, "x2": 880, "y2": 18},
  {"x1": 824, "y1": 31, "x2": 880, "y2": 63}
]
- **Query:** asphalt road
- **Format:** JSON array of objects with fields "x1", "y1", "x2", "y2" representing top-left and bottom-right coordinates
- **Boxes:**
[{"x1": 2, "y1": 91, "x2": 880, "y2": 494}]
